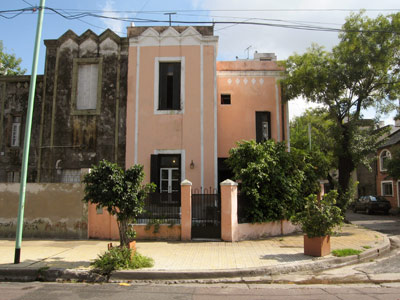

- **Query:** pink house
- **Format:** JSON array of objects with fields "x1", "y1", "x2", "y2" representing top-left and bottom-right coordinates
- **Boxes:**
[
  {"x1": 89, "y1": 26, "x2": 289, "y2": 240},
  {"x1": 125, "y1": 26, "x2": 287, "y2": 193}
]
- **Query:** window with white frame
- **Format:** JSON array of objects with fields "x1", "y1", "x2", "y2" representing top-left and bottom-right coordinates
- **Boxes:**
[
  {"x1": 77, "y1": 64, "x2": 99, "y2": 110},
  {"x1": 11, "y1": 116, "x2": 21, "y2": 147},
  {"x1": 382, "y1": 181, "x2": 393, "y2": 196},
  {"x1": 154, "y1": 57, "x2": 184, "y2": 114},
  {"x1": 71, "y1": 58, "x2": 102, "y2": 115},
  {"x1": 380, "y1": 150, "x2": 391, "y2": 171}
]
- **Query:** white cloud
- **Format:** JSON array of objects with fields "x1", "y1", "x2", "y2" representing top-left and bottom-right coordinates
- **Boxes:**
[
  {"x1": 101, "y1": 0, "x2": 127, "y2": 34},
  {"x1": 190, "y1": 0, "x2": 398, "y2": 121}
]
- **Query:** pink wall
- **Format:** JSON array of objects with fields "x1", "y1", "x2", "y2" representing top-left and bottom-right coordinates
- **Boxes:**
[
  {"x1": 126, "y1": 32, "x2": 217, "y2": 190},
  {"x1": 88, "y1": 203, "x2": 181, "y2": 240},
  {"x1": 217, "y1": 61, "x2": 286, "y2": 157}
]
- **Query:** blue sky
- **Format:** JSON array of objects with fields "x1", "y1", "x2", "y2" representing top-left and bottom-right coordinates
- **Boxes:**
[{"x1": 1, "y1": 0, "x2": 399, "y2": 122}]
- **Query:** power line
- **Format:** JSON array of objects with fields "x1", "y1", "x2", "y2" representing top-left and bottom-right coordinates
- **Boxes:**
[{"x1": 2, "y1": 6, "x2": 400, "y2": 35}]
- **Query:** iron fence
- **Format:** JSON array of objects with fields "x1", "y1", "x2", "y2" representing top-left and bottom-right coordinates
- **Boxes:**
[{"x1": 136, "y1": 192, "x2": 181, "y2": 225}]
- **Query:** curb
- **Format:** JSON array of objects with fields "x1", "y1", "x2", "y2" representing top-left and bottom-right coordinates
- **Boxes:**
[
  {"x1": 0, "y1": 235, "x2": 391, "y2": 283},
  {"x1": 109, "y1": 235, "x2": 391, "y2": 282}
]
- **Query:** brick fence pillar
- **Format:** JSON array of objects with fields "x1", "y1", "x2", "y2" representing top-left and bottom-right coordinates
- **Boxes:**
[
  {"x1": 180, "y1": 179, "x2": 192, "y2": 241},
  {"x1": 221, "y1": 179, "x2": 238, "y2": 242}
]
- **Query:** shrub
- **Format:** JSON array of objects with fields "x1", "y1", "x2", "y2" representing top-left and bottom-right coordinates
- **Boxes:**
[
  {"x1": 290, "y1": 190, "x2": 343, "y2": 238},
  {"x1": 91, "y1": 247, "x2": 154, "y2": 275},
  {"x1": 227, "y1": 140, "x2": 321, "y2": 222}
]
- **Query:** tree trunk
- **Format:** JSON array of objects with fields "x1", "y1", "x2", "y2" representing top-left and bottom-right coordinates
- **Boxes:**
[
  {"x1": 337, "y1": 124, "x2": 355, "y2": 211},
  {"x1": 117, "y1": 219, "x2": 129, "y2": 247}
]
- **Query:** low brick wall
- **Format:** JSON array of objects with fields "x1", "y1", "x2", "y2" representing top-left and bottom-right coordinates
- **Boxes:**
[
  {"x1": 237, "y1": 220, "x2": 300, "y2": 241},
  {"x1": 0, "y1": 183, "x2": 87, "y2": 239}
]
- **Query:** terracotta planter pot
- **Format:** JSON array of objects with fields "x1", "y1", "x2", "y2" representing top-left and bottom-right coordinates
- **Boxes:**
[
  {"x1": 304, "y1": 235, "x2": 330, "y2": 257},
  {"x1": 128, "y1": 241, "x2": 136, "y2": 254}
]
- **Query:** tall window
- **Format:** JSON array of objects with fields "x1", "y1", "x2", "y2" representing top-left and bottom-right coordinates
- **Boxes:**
[
  {"x1": 382, "y1": 181, "x2": 393, "y2": 196},
  {"x1": 7, "y1": 171, "x2": 20, "y2": 183},
  {"x1": 76, "y1": 64, "x2": 98, "y2": 110},
  {"x1": 11, "y1": 116, "x2": 21, "y2": 147},
  {"x1": 159, "y1": 62, "x2": 181, "y2": 110},
  {"x1": 380, "y1": 150, "x2": 391, "y2": 171},
  {"x1": 71, "y1": 58, "x2": 102, "y2": 115},
  {"x1": 255, "y1": 111, "x2": 271, "y2": 143}
]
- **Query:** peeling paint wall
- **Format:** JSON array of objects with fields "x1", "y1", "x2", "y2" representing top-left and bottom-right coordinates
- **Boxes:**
[
  {"x1": 0, "y1": 76, "x2": 44, "y2": 182},
  {"x1": 0, "y1": 29, "x2": 128, "y2": 183},
  {"x1": 0, "y1": 183, "x2": 87, "y2": 238}
]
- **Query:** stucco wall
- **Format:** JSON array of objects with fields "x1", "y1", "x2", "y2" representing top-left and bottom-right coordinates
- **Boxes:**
[
  {"x1": 0, "y1": 183, "x2": 87, "y2": 238},
  {"x1": 217, "y1": 60, "x2": 286, "y2": 158},
  {"x1": 237, "y1": 220, "x2": 300, "y2": 241},
  {"x1": 88, "y1": 203, "x2": 181, "y2": 241}
]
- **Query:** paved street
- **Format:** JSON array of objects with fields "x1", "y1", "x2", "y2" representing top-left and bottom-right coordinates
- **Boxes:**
[
  {"x1": 346, "y1": 211, "x2": 400, "y2": 236},
  {"x1": 1, "y1": 282, "x2": 400, "y2": 300}
]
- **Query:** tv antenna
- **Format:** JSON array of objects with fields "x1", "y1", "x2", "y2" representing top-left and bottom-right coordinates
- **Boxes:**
[
  {"x1": 164, "y1": 12, "x2": 176, "y2": 26},
  {"x1": 245, "y1": 45, "x2": 252, "y2": 59}
]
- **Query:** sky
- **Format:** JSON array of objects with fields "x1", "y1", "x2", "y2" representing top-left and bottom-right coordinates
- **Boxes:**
[{"x1": 1, "y1": 0, "x2": 399, "y2": 123}]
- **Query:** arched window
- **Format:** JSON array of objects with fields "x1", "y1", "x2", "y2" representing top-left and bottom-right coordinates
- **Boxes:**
[{"x1": 380, "y1": 149, "x2": 391, "y2": 171}]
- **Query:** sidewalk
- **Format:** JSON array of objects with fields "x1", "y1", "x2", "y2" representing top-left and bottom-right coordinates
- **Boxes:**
[{"x1": 0, "y1": 224, "x2": 391, "y2": 282}]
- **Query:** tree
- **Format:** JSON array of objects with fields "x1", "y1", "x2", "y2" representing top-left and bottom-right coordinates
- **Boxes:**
[
  {"x1": 387, "y1": 146, "x2": 400, "y2": 179},
  {"x1": 290, "y1": 108, "x2": 336, "y2": 188},
  {"x1": 82, "y1": 160, "x2": 155, "y2": 247},
  {"x1": 282, "y1": 12, "x2": 400, "y2": 210},
  {"x1": 226, "y1": 140, "x2": 320, "y2": 223},
  {"x1": 0, "y1": 41, "x2": 26, "y2": 76}
]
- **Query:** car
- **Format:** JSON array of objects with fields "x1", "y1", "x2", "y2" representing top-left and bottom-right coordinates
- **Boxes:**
[{"x1": 353, "y1": 195, "x2": 391, "y2": 215}]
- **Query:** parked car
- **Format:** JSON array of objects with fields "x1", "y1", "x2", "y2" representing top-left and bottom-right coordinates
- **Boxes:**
[{"x1": 353, "y1": 195, "x2": 391, "y2": 215}]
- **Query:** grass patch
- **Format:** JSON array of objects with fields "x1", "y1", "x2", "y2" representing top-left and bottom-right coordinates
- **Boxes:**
[
  {"x1": 91, "y1": 246, "x2": 154, "y2": 275},
  {"x1": 331, "y1": 248, "x2": 362, "y2": 257},
  {"x1": 362, "y1": 245, "x2": 372, "y2": 249}
]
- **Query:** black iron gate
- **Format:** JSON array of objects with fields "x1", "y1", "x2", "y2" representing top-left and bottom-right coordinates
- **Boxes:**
[{"x1": 191, "y1": 191, "x2": 221, "y2": 239}]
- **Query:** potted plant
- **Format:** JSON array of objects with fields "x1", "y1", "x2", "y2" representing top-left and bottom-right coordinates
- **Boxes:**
[{"x1": 291, "y1": 190, "x2": 343, "y2": 257}]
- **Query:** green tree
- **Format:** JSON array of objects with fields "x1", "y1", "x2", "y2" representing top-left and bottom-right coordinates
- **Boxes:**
[
  {"x1": 82, "y1": 160, "x2": 155, "y2": 247},
  {"x1": 290, "y1": 108, "x2": 336, "y2": 187},
  {"x1": 387, "y1": 146, "x2": 400, "y2": 179},
  {"x1": 282, "y1": 12, "x2": 400, "y2": 210},
  {"x1": 227, "y1": 140, "x2": 320, "y2": 223},
  {"x1": 0, "y1": 41, "x2": 26, "y2": 76}
]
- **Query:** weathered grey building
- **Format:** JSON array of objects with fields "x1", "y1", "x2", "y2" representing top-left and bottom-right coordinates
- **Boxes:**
[{"x1": 0, "y1": 29, "x2": 128, "y2": 183}]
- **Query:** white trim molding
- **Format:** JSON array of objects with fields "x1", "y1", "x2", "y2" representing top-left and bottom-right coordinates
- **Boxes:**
[
  {"x1": 397, "y1": 180, "x2": 400, "y2": 208},
  {"x1": 154, "y1": 149, "x2": 186, "y2": 182},
  {"x1": 381, "y1": 180, "x2": 394, "y2": 197},
  {"x1": 379, "y1": 149, "x2": 391, "y2": 172},
  {"x1": 213, "y1": 45, "x2": 218, "y2": 189},
  {"x1": 129, "y1": 26, "x2": 218, "y2": 47},
  {"x1": 134, "y1": 46, "x2": 140, "y2": 164},
  {"x1": 153, "y1": 56, "x2": 185, "y2": 115},
  {"x1": 275, "y1": 83, "x2": 281, "y2": 142},
  {"x1": 200, "y1": 45, "x2": 204, "y2": 189}
]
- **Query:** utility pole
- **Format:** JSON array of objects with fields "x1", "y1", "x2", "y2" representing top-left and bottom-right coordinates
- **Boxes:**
[
  {"x1": 164, "y1": 12, "x2": 176, "y2": 26},
  {"x1": 14, "y1": 0, "x2": 46, "y2": 264}
]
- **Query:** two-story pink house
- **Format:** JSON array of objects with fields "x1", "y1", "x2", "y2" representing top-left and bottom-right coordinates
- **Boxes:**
[{"x1": 125, "y1": 26, "x2": 287, "y2": 195}]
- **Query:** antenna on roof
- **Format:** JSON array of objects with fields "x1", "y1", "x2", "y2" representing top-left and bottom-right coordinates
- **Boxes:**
[
  {"x1": 245, "y1": 45, "x2": 252, "y2": 59},
  {"x1": 164, "y1": 12, "x2": 177, "y2": 26}
]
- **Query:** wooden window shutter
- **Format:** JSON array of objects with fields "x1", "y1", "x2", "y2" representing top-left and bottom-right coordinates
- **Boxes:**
[
  {"x1": 159, "y1": 63, "x2": 168, "y2": 110},
  {"x1": 172, "y1": 62, "x2": 181, "y2": 110},
  {"x1": 150, "y1": 154, "x2": 160, "y2": 192}
]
